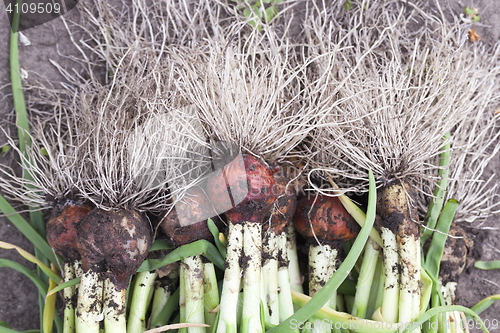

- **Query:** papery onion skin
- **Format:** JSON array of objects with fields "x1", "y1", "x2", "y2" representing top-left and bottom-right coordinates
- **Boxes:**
[
  {"x1": 207, "y1": 154, "x2": 276, "y2": 224},
  {"x1": 46, "y1": 202, "x2": 92, "y2": 263},
  {"x1": 293, "y1": 194, "x2": 360, "y2": 245}
]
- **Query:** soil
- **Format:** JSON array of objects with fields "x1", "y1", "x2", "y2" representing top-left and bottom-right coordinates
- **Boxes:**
[{"x1": 1, "y1": 1, "x2": 499, "y2": 332}]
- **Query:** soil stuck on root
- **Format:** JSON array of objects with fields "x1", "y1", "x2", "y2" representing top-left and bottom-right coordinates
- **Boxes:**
[{"x1": 76, "y1": 208, "x2": 153, "y2": 290}]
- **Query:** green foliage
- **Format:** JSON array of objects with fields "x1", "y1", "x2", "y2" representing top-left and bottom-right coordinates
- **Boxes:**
[
  {"x1": 464, "y1": 6, "x2": 480, "y2": 22},
  {"x1": 0, "y1": 195, "x2": 58, "y2": 265},
  {"x1": 138, "y1": 240, "x2": 225, "y2": 272},
  {"x1": 464, "y1": 6, "x2": 478, "y2": 16},
  {"x1": 0, "y1": 145, "x2": 10, "y2": 156},
  {"x1": 475, "y1": 260, "x2": 500, "y2": 270},
  {"x1": 232, "y1": 0, "x2": 284, "y2": 29},
  {"x1": 149, "y1": 240, "x2": 173, "y2": 252},
  {"x1": 149, "y1": 288, "x2": 180, "y2": 328},
  {"x1": 207, "y1": 218, "x2": 226, "y2": 260},
  {"x1": 424, "y1": 199, "x2": 459, "y2": 278},
  {"x1": 470, "y1": 294, "x2": 500, "y2": 316},
  {"x1": 344, "y1": 0, "x2": 353, "y2": 11},
  {"x1": 421, "y1": 133, "x2": 450, "y2": 245}
]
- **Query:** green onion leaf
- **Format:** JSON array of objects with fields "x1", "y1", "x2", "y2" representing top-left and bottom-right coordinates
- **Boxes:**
[
  {"x1": 421, "y1": 133, "x2": 450, "y2": 244},
  {"x1": 149, "y1": 287, "x2": 180, "y2": 328},
  {"x1": 138, "y1": 240, "x2": 225, "y2": 272},
  {"x1": 0, "y1": 241, "x2": 61, "y2": 284},
  {"x1": 207, "y1": 218, "x2": 226, "y2": 260},
  {"x1": 470, "y1": 294, "x2": 500, "y2": 316},
  {"x1": 149, "y1": 240, "x2": 172, "y2": 252},
  {"x1": 45, "y1": 277, "x2": 81, "y2": 299},
  {"x1": 425, "y1": 199, "x2": 458, "y2": 278},
  {"x1": 0, "y1": 194, "x2": 57, "y2": 266},
  {"x1": 404, "y1": 305, "x2": 488, "y2": 333},
  {"x1": 474, "y1": 260, "x2": 500, "y2": 270}
]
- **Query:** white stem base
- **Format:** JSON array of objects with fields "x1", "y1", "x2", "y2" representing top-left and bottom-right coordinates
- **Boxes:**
[
  {"x1": 180, "y1": 262, "x2": 186, "y2": 327},
  {"x1": 76, "y1": 270, "x2": 103, "y2": 333},
  {"x1": 308, "y1": 244, "x2": 336, "y2": 333},
  {"x1": 217, "y1": 224, "x2": 243, "y2": 333},
  {"x1": 277, "y1": 232, "x2": 295, "y2": 326},
  {"x1": 126, "y1": 271, "x2": 157, "y2": 333},
  {"x1": 103, "y1": 279, "x2": 126, "y2": 333},
  {"x1": 150, "y1": 284, "x2": 172, "y2": 328},
  {"x1": 287, "y1": 223, "x2": 304, "y2": 293},
  {"x1": 241, "y1": 223, "x2": 263, "y2": 333},
  {"x1": 63, "y1": 262, "x2": 76, "y2": 333},
  {"x1": 203, "y1": 262, "x2": 219, "y2": 329},
  {"x1": 352, "y1": 238, "x2": 380, "y2": 319},
  {"x1": 381, "y1": 227, "x2": 399, "y2": 323},
  {"x1": 261, "y1": 231, "x2": 279, "y2": 327},
  {"x1": 398, "y1": 235, "x2": 421, "y2": 332},
  {"x1": 308, "y1": 244, "x2": 337, "y2": 298},
  {"x1": 184, "y1": 255, "x2": 206, "y2": 333}
]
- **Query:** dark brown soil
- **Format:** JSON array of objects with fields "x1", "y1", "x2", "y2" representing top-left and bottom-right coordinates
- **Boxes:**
[
  {"x1": 76, "y1": 208, "x2": 153, "y2": 290},
  {"x1": 1, "y1": 1, "x2": 499, "y2": 331}
]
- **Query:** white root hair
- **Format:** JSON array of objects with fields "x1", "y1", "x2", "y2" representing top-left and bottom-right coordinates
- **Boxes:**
[
  {"x1": 426, "y1": 44, "x2": 500, "y2": 225},
  {"x1": 0, "y1": 100, "x2": 86, "y2": 210},
  {"x1": 0, "y1": 0, "x2": 222, "y2": 214},
  {"x1": 303, "y1": 0, "x2": 500, "y2": 204},
  {"x1": 172, "y1": 24, "x2": 319, "y2": 165}
]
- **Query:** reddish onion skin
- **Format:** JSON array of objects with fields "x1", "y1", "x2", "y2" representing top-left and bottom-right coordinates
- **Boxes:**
[
  {"x1": 46, "y1": 203, "x2": 92, "y2": 263},
  {"x1": 293, "y1": 194, "x2": 359, "y2": 245},
  {"x1": 263, "y1": 170, "x2": 297, "y2": 234},
  {"x1": 161, "y1": 187, "x2": 219, "y2": 247},
  {"x1": 207, "y1": 154, "x2": 276, "y2": 224},
  {"x1": 76, "y1": 208, "x2": 152, "y2": 290}
]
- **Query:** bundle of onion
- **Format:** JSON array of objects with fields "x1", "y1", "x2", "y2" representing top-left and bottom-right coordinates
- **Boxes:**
[
  {"x1": 293, "y1": 194, "x2": 359, "y2": 322},
  {"x1": 71, "y1": 61, "x2": 210, "y2": 332},
  {"x1": 76, "y1": 208, "x2": 153, "y2": 333},
  {"x1": 0, "y1": 104, "x2": 90, "y2": 333},
  {"x1": 171, "y1": 20, "x2": 321, "y2": 331},
  {"x1": 302, "y1": 1, "x2": 497, "y2": 328},
  {"x1": 206, "y1": 153, "x2": 276, "y2": 333},
  {"x1": 160, "y1": 186, "x2": 221, "y2": 332}
]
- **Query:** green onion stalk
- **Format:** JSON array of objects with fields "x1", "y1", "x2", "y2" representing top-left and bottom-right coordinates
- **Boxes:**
[
  {"x1": 287, "y1": 222, "x2": 304, "y2": 294},
  {"x1": 377, "y1": 184, "x2": 421, "y2": 328},
  {"x1": 261, "y1": 169, "x2": 298, "y2": 328},
  {"x1": 351, "y1": 237, "x2": 381, "y2": 319},
  {"x1": 208, "y1": 154, "x2": 277, "y2": 333},
  {"x1": 46, "y1": 202, "x2": 92, "y2": 333},
  {"x1": 293, "y1": 193, "x2": 360, "y2": 332},
  {"x1": 160, "y1": 186, "x2": 221, "y2": 333},
  {"x1": 365, "y1": 255, "x2": 385, "y2": 320},
  {"x1": 149, "y1": 262, "x2": 180, "y2": 328},
  {"x1": 126, "y1": 269, "x2": 157, "y2": 333}
]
